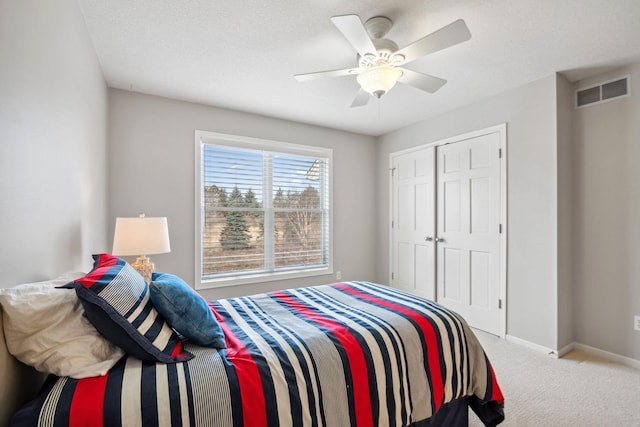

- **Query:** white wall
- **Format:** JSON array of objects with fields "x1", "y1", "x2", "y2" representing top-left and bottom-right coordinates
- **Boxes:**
[
  {"x1": 377, "y1": 76, "x2": 561, "y2": 350},
  {"x1": 573, "y1": 64, "x2": 640, "y2": 361},
  {"x1": 0, "y1": 0, "x2": 108, "y2": 288},
  {"x1": 107, "y1": 89, "x2": 378, "y2": 300}
]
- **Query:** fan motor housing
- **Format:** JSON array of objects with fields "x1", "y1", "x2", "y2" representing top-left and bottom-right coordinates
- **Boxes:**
[{"x1": 359, "y1": 38, "x2": 401, "y2": 68}]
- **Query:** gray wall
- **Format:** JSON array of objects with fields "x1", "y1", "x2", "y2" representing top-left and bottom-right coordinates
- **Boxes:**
[
  {"x1": 573, "y1": 64, "x2": 640, "y2": 360},
  {"x1": 556, "y1": 74, "x2": 574, "y2": 351},
  {"x1": 377, "y1": 76, "x2": 562, "y2": 350},
  {"x1": 0, "y1": 0, "x2": 108, "y2": 288},
  {"x1": 107, "y1": 89, "x2": 378, "y2": 300}
]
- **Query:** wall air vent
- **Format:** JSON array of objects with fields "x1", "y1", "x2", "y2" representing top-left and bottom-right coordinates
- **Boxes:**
[{"x1": 576, "y1": 75, "x2": 630, "y2": 108}]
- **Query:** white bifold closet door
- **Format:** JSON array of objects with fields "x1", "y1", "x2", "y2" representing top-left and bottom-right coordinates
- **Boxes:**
[{"x1": 391, "y1": 129, "x2": 503, "y2": 336}]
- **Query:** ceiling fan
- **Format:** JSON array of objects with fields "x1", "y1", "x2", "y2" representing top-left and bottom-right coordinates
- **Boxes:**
[{"x1": 294, "y1": 14, "x2": 471, "y2": 107}]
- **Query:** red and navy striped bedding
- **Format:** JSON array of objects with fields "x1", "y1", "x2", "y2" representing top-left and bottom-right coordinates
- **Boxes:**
[{"x1": 11, "y1": 281, "x2": 504, "y2": 426}]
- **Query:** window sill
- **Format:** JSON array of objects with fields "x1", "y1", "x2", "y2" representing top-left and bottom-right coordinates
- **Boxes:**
[{"x1": 196, "y1": 267, "x2": 333, "y2": 290}]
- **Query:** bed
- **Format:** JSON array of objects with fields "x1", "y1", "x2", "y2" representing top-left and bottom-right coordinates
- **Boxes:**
[{"x1": 1, "y1": 254, "x2": 504, "y2": 427}]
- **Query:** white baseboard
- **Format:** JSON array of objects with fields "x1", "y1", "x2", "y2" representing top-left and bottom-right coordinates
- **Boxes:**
[
  {"x1": 505, "y1": 334, "x2": 559, "y2": 357},
  {"x1": 506, "y1": 335, "x2": 640, "y2": 369},
  {"x1": 571, "y1": 342, "x2": 640, "y2": 370},
  {"x1": 557, "y1": 342, "x2": 575, "y2": 358}
]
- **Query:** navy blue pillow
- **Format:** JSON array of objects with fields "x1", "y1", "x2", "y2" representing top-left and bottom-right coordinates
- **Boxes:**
[
  {"x1": 61, "y1": 254, "x2": 193, "y2": 363},
  {"x1": 150, "y1": 272, "x2": 226, "y2": 349}
]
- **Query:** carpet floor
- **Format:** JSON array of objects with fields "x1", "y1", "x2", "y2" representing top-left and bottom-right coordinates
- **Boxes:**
[{"x1": 469, "y1": 330, "x2": 640, "y2": 426}]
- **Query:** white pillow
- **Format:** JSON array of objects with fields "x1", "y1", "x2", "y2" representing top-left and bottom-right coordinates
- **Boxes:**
[{"x1": 0, "y1": 272, "x2": 125, "y2": 378}]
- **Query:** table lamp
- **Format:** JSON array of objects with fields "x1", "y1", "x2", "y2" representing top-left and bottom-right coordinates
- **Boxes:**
[{"x1": 112, "y1": 214, "x2": 171, "y2": 282}]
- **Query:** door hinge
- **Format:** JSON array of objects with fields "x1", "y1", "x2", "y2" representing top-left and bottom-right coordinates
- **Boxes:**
[
  {"x1": 498, "y1": 299, "x2": 502, "y2": 309},
  {"x1": 391, "y1": 220, "x2": 394, "y2": 228},
  {"x1": 391, "y1": 272, "x2": 395, "y2": 280},
  {"x1": 498, "y1": 148, "x2": 502, "y2": 159},
  {"x1": 499, "y1": 223, "x2": 502, "y2": 233},
  {"x1": 390, "y1": 167, "x2": 396, "y2": 176}
]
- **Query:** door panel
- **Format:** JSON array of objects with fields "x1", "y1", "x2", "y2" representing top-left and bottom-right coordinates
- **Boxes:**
[
  {"x1": 444, "y1": 151, "x2": 461, "y2": 173},
  {"x1": 470, "y1": 250, "x2": 490, "y2": 309},
  {"x1": 443, "y1": 247, "x2": 462, "y2": 301},
  {"x1": 398, "y1": 186, "x2": 413, "y2": 229},
  {"x1": 470, "y1": 177, "x2": 490, "y2": 233},
  {"x1": 443, "y1": 181, "x2": 461, "y2": 232},
  {"x1": 396, "y1": 242, "x2": 413, "y2": 287},
  {"x1": 415, "y1": 183, "x2": 431, "y2": 230},
  {"x1": 391, "y1": 147, "x2": 436, "y2": 299},
  {"x1": 414, "y1": 245, "x2": 431, "y2": 292},
  {"x1": 436, "y1": 132, "x2": 501, "y2": 335}
]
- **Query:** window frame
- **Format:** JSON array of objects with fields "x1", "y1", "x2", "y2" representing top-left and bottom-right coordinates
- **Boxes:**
[{"x1": 195, "y1": 130, "x2": 333, "y2": 290}]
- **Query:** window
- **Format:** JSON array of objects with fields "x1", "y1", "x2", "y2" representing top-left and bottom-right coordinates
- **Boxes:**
[{"x1": 195, "y1": 131, "x2": 332, "y2": 289}]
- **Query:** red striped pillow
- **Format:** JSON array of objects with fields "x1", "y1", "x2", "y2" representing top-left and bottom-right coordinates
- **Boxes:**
[{"x1": 62, "y1": 254, "x2": 192, "y2": 363}]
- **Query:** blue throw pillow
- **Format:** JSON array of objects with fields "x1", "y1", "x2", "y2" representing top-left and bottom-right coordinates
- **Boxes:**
[
  {"x1": 61, "y1": 254, "x2": 193, "y2": 363},
  {"x1": 150, "y1": 272, "x2": 226, "y2": 349}
]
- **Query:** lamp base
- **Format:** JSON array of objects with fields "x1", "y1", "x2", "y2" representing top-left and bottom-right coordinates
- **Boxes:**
[{"x1": 131, "y1": 255, "x2": 154, "y2": 283}]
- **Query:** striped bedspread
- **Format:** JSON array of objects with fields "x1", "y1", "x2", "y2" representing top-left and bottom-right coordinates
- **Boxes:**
[{"x1": 11, "y1": 281, "x2": 504, "y2": 427}]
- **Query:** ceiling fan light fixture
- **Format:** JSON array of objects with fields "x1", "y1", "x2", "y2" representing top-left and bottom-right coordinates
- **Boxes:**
[{"x1": 356, "y1": 65, "x2": 403, "y2": 98}]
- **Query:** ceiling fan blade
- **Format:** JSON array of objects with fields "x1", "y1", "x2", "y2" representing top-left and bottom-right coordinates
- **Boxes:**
[
  {"x1": 398, "y1": 68, "x2": 447, "y2": 93},
  {"x1": 395, "y1": 19, "x2": 471, "y2": 64},
  {"x1": 330, "y1": 15, "x2": 377, "y2": 58},
  {"x1": 350, "y1": 88, "x2": 370, "y2": 107},
  {"x1": 294, "y1": 67, "x2": 359, "y2": 82}
]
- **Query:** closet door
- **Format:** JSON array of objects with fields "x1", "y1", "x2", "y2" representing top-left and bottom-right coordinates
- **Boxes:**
[
  {"x1": 436, "y1": 132, "x2": 502, "y2": 335},
  {"x1": 390, "y1": 126, "x2": 505, "y2": 337},
  {"x1": 390, "y1": 146, "x2": 436, "y2": 299}
]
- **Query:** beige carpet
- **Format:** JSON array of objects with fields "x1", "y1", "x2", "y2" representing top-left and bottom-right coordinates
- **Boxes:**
[{"x1": 469, "y1": 330, "x2": 640, "y2": 426}]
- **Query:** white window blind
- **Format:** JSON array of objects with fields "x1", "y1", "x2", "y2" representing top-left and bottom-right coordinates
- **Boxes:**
[{"x1": 196, "y1": 131, "x2": 332, "y2": 288}]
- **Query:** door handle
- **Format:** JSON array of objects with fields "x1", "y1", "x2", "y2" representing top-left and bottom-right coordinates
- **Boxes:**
[
  {"x1": 424, "y1": 236, "x2": 434, "y2": 242},
  {"x1": 434, "y1": 237, "x2": 444, "y2": 243}
]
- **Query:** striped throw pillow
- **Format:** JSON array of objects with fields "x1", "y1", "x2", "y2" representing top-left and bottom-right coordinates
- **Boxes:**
[{"x1": 62, "y1": 254, "x2": 193, "y2": 363}]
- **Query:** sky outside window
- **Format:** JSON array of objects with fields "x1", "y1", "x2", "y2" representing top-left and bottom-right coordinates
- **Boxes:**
[{"x1": 203, "y1": 146, "x2": 320, "y2": 200}]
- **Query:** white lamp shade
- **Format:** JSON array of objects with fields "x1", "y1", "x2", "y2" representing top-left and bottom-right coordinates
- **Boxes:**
[
  {"x1": 357, "y1": 65, "x2": 403, "y2": 96},
  {"x1": 112, "y1": 217, "x2": 171, "y2": 256}
]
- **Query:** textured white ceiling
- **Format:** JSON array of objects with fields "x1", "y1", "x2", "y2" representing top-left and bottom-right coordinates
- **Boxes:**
[{"x1": 78, "y1": 0, "x2": 640, "y2": 136}]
